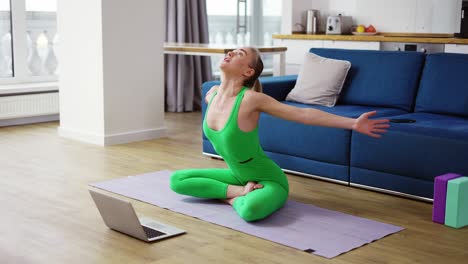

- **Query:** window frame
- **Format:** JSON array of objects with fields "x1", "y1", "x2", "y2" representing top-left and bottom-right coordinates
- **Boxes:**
[{"x1": 0, "y1": 0, "x2": 57, "y2": 89}]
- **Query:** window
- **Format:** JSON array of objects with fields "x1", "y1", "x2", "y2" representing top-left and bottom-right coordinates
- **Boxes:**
[
  {"x1": 262, "y1": 0, "x2": 282, "y2": 46},
  {"x1": 26, "y1": 0, "x2": 58, "y2": 77},
  {"x1": 0, "y1": 0, "x2": 57, "y2": 85},
  {"x1": 206, "y1": 0, "x2": 282, "y2": 76},
  {"x1": 0, "y1": 0, "x2": 12, "y2": 78}
]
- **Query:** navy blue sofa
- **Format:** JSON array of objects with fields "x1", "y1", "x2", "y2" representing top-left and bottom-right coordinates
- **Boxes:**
[{"x1": 201, "y1": 48, "x2": 468, "y2": 201}]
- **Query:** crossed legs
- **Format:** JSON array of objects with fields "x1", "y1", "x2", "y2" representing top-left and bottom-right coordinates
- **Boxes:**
[{"x1": 170, "y1": 168, "x2": 288, "y2": 221}]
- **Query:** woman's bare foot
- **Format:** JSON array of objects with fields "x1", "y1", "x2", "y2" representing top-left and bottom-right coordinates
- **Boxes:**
[
  {"x1": 225, "y1": 182, "x2": 263, "y2": 205},
  {"x1": 243, "y1": 181, "x2": 264, "y2": 194}
]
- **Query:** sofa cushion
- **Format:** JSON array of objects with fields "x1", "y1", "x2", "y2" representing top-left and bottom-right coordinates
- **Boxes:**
[
  {"x1": 350, "y1": 113, "x2": 468, "y2": 184},
  {"x1": 258, "y1": 102, "x2": 407, "y2": 166},
  {"x1": 258, "y1": 75, "x2": 298, "y2": 101},
  {"x1": 264, "y1": 151, "x2": 350, "y2": 182},
  {"x1": 281, "y1": 102, "x2": 408, "y2": 118},
  {"x1": 310, "y1": 48, "x2": 425, "y2": 112},
  {"x1": 385, "y1": 113, "x2": 468, "y2": 140},
  {"x1": 415, "y1": 53, "x2": 468, "y2": 117},
  {"x1": 286, "y1": 52, "x2": 351, "y2": 107}
]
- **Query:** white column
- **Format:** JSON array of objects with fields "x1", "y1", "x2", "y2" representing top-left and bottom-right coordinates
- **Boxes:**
[{"x1": 57, "y1": 0, "x2": 166, "y2": 146}]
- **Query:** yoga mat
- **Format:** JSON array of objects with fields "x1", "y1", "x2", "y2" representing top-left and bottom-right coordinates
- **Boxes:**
[{"x1": 90, "y1": 170, "x2": 404, "y2": 258}]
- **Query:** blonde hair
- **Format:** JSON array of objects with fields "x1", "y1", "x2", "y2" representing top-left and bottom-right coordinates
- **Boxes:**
[{"x1": 243, "y1": 47, "x2": 263, "y2": 93}]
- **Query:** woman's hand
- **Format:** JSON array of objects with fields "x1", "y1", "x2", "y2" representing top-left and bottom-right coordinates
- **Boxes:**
[{"x1": 352, "y1": 111, "x2": 390, "y2": 138}]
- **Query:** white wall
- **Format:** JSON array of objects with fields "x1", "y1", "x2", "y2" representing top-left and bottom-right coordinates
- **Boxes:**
[
  {"x1": 284, "y1": 0, "x2": 462, "y2": 34},
  {"x1": 57, "y1": 0, "x2": 105, "y2": 140},
  {"x1": 58, "y1": 0, "x2": 166, "y2": 146},
  {"x1": 101, "y1": 0, "x2": 165, "y2": 137}
]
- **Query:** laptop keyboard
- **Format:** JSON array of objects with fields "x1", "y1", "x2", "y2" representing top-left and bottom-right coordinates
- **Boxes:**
[{"x1": 142, "y1": 226, "x2": 166, "y2": 238}]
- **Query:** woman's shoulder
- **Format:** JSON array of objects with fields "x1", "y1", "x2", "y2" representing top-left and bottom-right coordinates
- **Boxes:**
[
  {"x1": 205, "y1": 85, "x2": 219, "y2": 103},
  {"x1": 244, "y1": 88, "x2": 268, "y2": 101},
  {"x1": 243, "y1": 88, "x2": 272, "y2": 108}
]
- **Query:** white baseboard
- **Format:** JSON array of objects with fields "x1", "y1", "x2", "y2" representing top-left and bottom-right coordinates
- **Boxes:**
[
  {"x1": 0, "y1": 114, "x2": 59, "y2": 127},
  {"x1": 104, "y1": 127, "x2": 167, "y2": 145},
  {"x1": 58, "y1": 126, "x2": 167, "y2": 146},
  {"x1": 58, "y1": 127, "x2": 106, "y2": 145}
]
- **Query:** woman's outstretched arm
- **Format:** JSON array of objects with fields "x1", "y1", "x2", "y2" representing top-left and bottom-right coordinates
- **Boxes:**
[{"x1": 254, "y1": 92, "x2": 390, "y2": 138}]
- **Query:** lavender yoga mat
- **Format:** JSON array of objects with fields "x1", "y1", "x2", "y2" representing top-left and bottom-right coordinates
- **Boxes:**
[{"x1": 90, "y1": 170, "x2": 404, "y2": 258}]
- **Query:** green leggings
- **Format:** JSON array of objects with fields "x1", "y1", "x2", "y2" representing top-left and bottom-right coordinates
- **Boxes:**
[{"x1": 170, "y1": 168, "x2": 288, "y2": 222}]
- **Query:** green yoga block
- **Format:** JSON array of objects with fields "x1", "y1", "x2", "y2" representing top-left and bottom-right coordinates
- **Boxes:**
[{"x1": 445, "y1": 177, "x2": 468, "y2": 228}]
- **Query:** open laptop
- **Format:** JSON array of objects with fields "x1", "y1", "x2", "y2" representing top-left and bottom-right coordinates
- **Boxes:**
[{"x1": 89, "y1": 189, "x2": 185, "y2": 242}]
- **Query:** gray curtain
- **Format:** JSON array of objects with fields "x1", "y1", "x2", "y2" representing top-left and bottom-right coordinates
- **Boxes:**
[{"x1": 165, "y1": 0, "x2": 212, "y2": 112}]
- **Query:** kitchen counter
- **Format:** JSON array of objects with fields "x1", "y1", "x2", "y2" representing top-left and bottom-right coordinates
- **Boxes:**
[
  {"x1": 164, "y1": 42, "x2": 287, "y2": 54},
  {"x1": 163, "y1": 42, "x2": 287, "y2": 75},
  {"x1": 272, "y1": 34, "x2": 468, "y2": 45}
]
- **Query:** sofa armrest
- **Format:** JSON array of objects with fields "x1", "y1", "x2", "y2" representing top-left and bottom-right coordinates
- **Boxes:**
[
  {"x1": 259, "y1": 75, "x2": 297, "y2": 101},
  {"x1": 202, "y1": 80, "x2": 220, "y2": 98}
]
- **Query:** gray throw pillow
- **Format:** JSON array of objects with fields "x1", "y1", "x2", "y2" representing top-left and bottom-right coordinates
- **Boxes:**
[{"x1": 286, "y1": 52, "x2": 351, "y2": 107}]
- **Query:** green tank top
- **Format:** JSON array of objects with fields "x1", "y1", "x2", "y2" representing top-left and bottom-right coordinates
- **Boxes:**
[{"x1": 203, "y1": 87, "x2": 289, "y2": 191}]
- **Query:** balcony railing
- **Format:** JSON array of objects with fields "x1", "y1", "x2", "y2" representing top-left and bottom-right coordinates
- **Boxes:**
[
  {"x1": 207, "y1": 15, "x2": 280, "y2": 77},
  {"x1": 2, "y1": 13, "x2": 281, "y2": 80},
  {"x1": 0, "y1": 11, "x2": 12, "y2": 78},
  {"x1": 0, "y1": 11, "x2": 58, "y2": 80},
  {"x1": 208, "y1": 15, "x2": 280, "y2": 46}
]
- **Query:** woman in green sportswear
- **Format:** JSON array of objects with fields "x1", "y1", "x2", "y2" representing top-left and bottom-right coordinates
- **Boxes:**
[{"x1": 170, "y1": 47, "x2": 390, "y2": 222}]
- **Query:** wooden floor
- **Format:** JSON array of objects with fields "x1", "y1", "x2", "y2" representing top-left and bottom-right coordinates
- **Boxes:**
[{"x1": 1, "y1": 112, "x2": 467, "y2": 264}]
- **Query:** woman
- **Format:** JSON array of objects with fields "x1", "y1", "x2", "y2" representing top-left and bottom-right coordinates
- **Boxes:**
[{"x1": 170, "y1": 47, "x2": 390, "y2": 222}]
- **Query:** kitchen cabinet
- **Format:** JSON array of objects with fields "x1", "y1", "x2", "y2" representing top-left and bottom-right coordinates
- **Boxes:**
[
  {"x1": 273, "y1": 38, "x2": 379, "y2": 75},
  {"x1": 273, "y1": 39, "x2": 323, "y2": 75},
  {"x1": 322, "y1": 40, "x2": 380, "y2": 50},
  {"x1": 273, "y1": 34, "x2": 468, "y2": 75},
  {"x1": 445, "y1": 44, "x2": 468, "y2": 54}
]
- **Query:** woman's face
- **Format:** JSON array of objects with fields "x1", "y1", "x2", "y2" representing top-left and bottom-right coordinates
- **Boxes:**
[{"x1": 220, "y1": 48, "x2": 255, "y2": 79}]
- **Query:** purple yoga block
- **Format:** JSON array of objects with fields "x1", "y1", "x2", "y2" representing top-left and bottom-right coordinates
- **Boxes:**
[{"x1": 433, "y1": 173, "x2": 462, "y2": 224}]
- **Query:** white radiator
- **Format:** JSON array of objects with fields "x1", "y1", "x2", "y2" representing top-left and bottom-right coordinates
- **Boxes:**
[{"x1": 0, "y1": 92, "x2": 59, "y2": 120}]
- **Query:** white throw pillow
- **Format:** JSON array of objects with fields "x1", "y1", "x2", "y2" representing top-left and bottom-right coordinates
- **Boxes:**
[{"x1": 286, "y1": 52, "x2": 351, "y2": 107}]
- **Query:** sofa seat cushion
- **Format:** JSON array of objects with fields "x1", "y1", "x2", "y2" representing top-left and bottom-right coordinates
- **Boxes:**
[
  {"x1": 258, "y1": 102, "x2": 407, "y2": 165},
  {"x1": 284, "y1": 102, "x2": 409, "y2": 118},
  {"x1": 351, "y1": 113, "x2": 468, "y2": 183},
  {"x1": 310, "y1": 48, "x2": 425, "y2": 112},
  {"x1": 386, "y1": 113, "x2": 468, "y2": 140}
]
